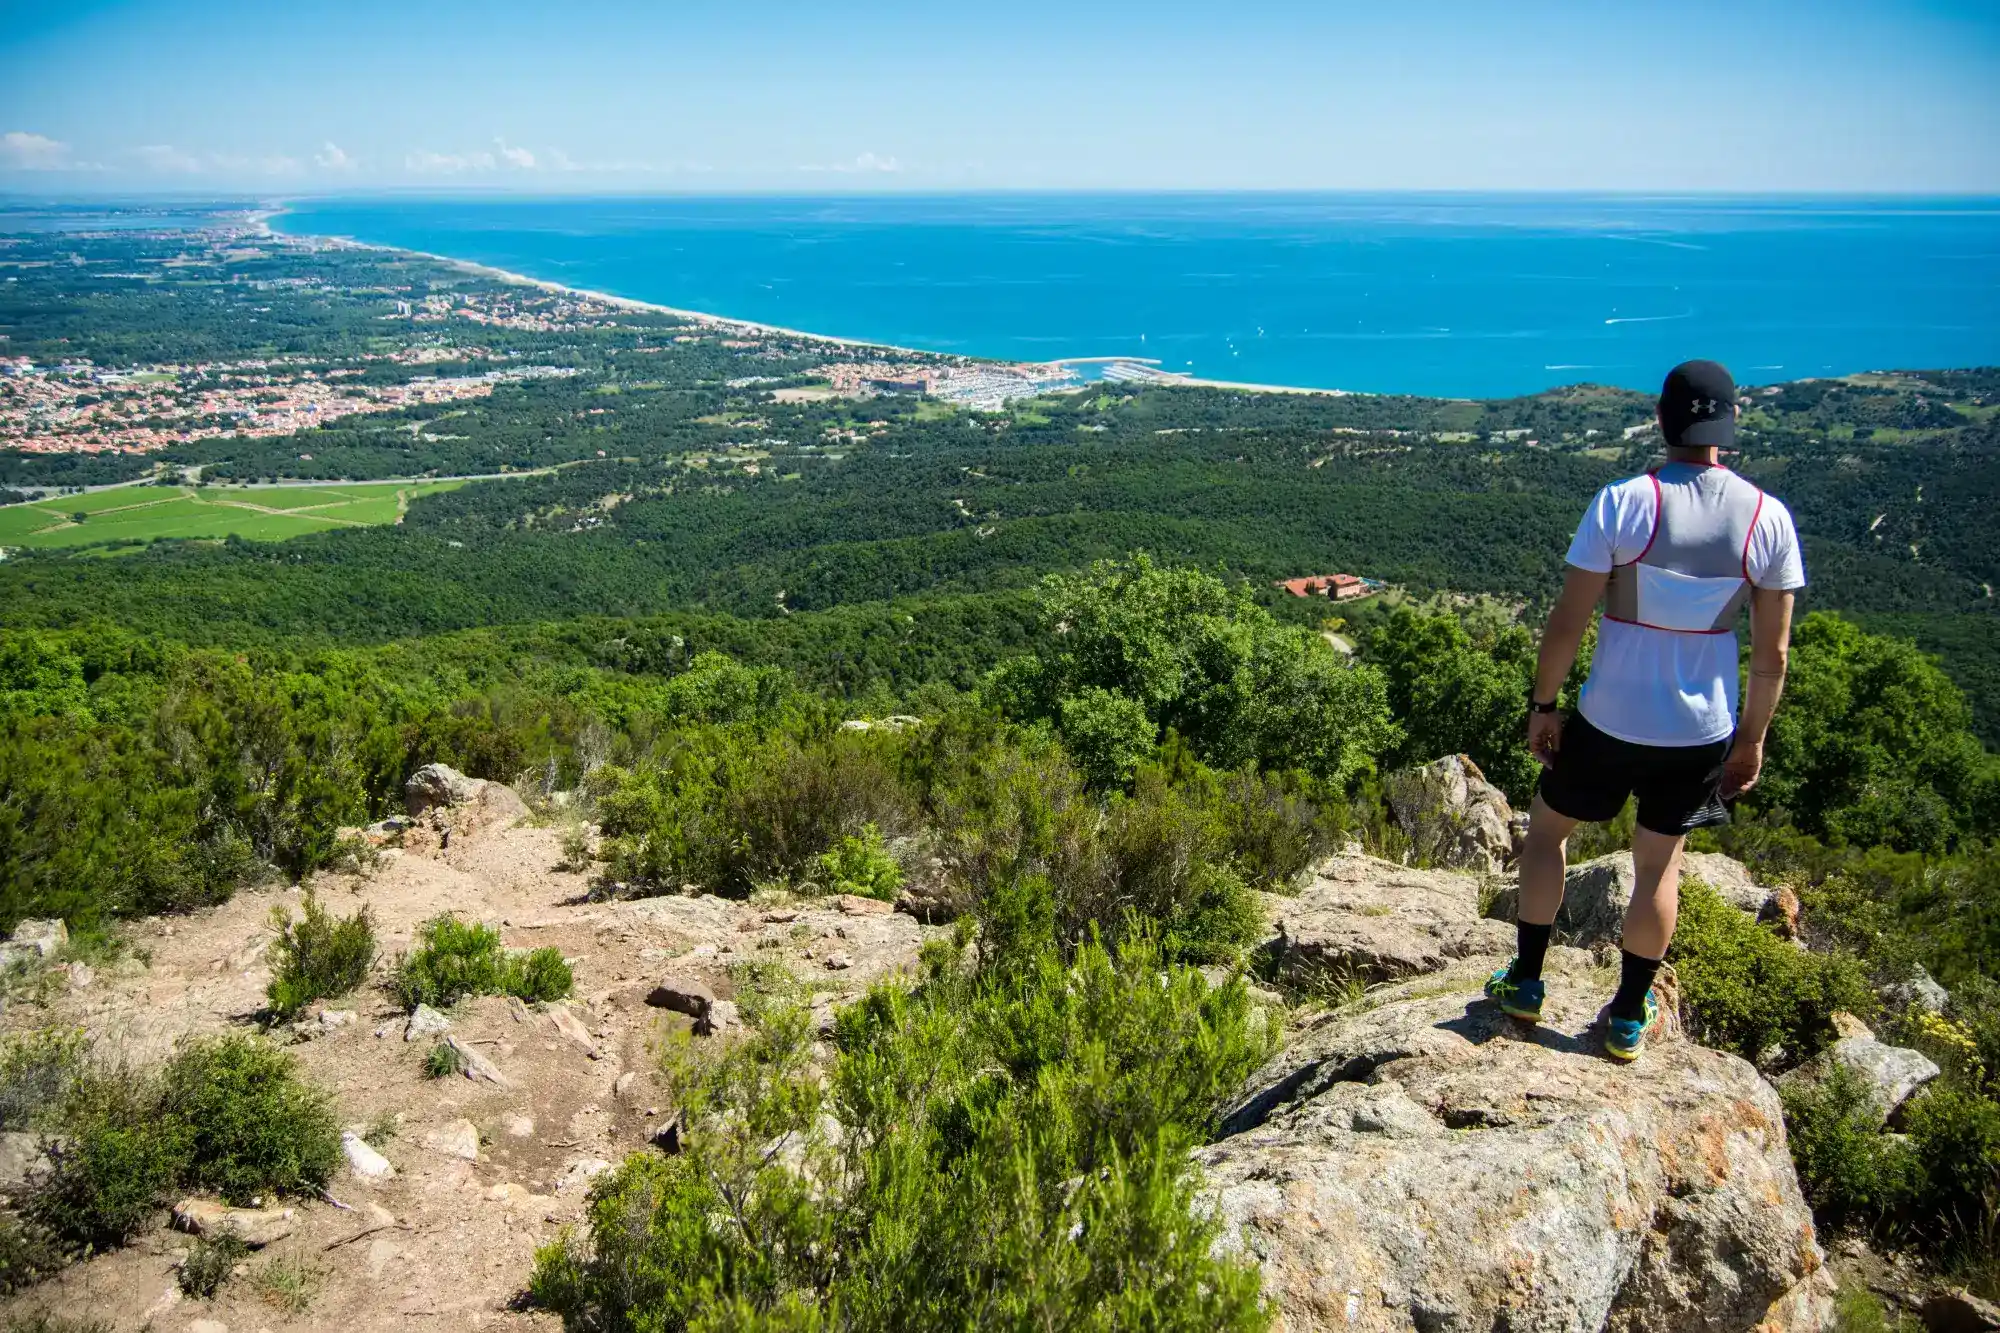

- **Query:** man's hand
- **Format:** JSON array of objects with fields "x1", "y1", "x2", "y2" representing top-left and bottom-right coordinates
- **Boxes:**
[
  {"x1": 1721, "y1": 739, "x2": 1764, "y2": 799},
  {"x1": 1528, "y1": 711, "x2": 1563, "y2": 769}
]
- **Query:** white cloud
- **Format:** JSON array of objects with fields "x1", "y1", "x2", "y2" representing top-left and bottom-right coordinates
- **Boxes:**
[
  {"x1": 134, "y1": 143, "x2": 203, "y2": 173},
  {"x1": 316, "y1": 141, "x2": 355, "y2": 171},
  {"x1": 799, "y1": 151, "x2": 903, "y2": 174},
  {"x1": 495, "y1": 138, "x2": 536, "y2": 170},
  {"x1": 405, "y1": 149, "x2": 498, "y2": 174},
  {"x1": 0, "y1": 131, "x2": 73, "y2": 170}
]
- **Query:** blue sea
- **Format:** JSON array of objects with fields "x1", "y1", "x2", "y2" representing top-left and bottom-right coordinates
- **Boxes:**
[{"x1": 277, "y1": 194, "x2": 2000, "y2": 398}]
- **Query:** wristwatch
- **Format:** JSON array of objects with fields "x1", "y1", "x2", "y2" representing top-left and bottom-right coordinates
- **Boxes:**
[{"x1": 1527, "y1": 697, "x2": 1560, "y2": 715}]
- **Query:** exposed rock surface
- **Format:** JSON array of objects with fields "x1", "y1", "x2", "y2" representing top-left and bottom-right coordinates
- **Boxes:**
[
  {"x1": 403, "y1": 763, "x2": 485, "y2": 815},
  {"x1": 1780, "y1": 1037, "x2": 1942, "y2": 1127},
  {"x1": 1381, "y1": 755, "x2": 1515, "y2": 873},
  {"x1": 341, "y1": 1130, "x2": 396, "y2": 1182},
  {"x1": 171, "y1": 1198, "x2": 296, "y2": 1248},
  {"x1": 1923, "y1": 1288, "x2": 2000, "y2": 1333},
  {"x1": 1887, "y1": 966, "x2": 1952, "y2": 1016},
  {"x1": 1200, "y1": 955, "x2": 1832, "y2": 1333},
  {"x1": 1262, "y1": 851, "x2": 1513, "y2": 987},
  {"x1": 0, "y1": 1131, "x2": 50, "y2": 1196},
  {"x1": 403, "y1": 1003, "x2": 452, "y2": 1042},
  {"x1": 0, "y1": 917, "x2": 68, "y2": 969}
]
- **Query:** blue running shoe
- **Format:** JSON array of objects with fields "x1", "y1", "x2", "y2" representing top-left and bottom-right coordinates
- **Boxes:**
[
  {"x1": 1604, "y1": 989, "x2": 1661, "y2": 1062},
  {"x1": 1484, "y1": 962, "x2": 1545, "y2": 1023}
]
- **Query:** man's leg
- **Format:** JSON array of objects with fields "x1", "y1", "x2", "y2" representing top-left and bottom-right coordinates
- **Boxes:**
[
  {"x1": 1504, "y1": 794, "x2": 1577, "y2": 986},
  {"x1": 1607, "y1": 823, "x2": 1686, "y2": 1023}
]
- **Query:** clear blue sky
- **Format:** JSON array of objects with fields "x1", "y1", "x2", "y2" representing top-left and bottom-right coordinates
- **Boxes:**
[{"x1": 3, "y1": 0, "x2": 1998, "y2": 193}]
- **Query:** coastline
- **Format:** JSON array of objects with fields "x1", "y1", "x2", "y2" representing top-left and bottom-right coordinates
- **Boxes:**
[{"x1": 258, "y1": 206, "x2": 1357, "y2": 396}]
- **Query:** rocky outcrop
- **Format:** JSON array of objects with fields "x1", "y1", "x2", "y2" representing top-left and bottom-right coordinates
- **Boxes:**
[
  {"x1": 402, "y1": 762, "x2": 529, "y2": 828},
  {"x1": 0, "y1": 917, "x2": 68, "y2": 969},
  {"x1": 1486, "y1": 852, "x2": 1783, "y2": 951},
  {"x1": 1262, "y1": 852, "x2": 1513, "y2": 988},
  {"x1": 1199, "y1": 955, "x2": 1833, "y2": 1333},
  {"x1": 1382, "y1": 755, "x2": 1515, "y2": 873}
]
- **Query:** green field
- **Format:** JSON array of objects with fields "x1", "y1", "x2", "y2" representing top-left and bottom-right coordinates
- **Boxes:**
[{"x1": 0, "y1": 480, "x2": 464, "y2": 549}]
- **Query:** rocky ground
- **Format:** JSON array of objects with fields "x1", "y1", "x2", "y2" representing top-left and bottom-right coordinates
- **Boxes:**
[
  {"x1": 0, "y1": 754, "x2": 1965, "y2": 1332},
  {"x1": 0, "y1": 789, "x2": 939, "y2": 1333}
]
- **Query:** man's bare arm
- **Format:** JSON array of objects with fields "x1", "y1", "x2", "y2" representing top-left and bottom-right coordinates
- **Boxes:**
[
  {"x1": 1534, "y1": 566, "x2": 1609, "y2": 703},
  {"x1": 1526, "y1": 566, "x2": 1609, "y2": 766},
  {"x1": 1722, "y1": 586, "x2": 1794, "y2": 796}
]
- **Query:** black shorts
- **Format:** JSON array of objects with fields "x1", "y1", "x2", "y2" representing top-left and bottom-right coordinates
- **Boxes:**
[{"x1": 1536, "y1": 712, "x2": 1732, "y2": 837}]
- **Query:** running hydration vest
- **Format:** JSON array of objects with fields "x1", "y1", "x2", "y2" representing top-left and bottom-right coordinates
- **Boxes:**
[{"x1": 1602, "y1": 465, "x2": 1767, "y2": 635}]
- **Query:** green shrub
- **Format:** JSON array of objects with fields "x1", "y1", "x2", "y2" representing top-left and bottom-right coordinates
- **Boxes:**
[
  {"x1": 179, "y1": 1232, "x2": 249, "y2": 1298},
  {"x1": 1781, "y1": 1061, "x2": 1921, "y2": 1227},
  {"x1": 503, "y1": 947, "x2": 575, "y2": 1004},
  {"x1": 0, "y1": 1027, "x2": 87, "y2": 1132},
  {"x1": 250, "y1": 1254, "x2": 329, "y2": 1313},
  {"x1": 530, "y1": 930, "x2": 1274, "y2": 1330},
  {"x1": 396, "y1": 914, "x2": 572, "y2": 1009},
  {"x1": 1901, "y1": 1087, "x2": 2000, "y2": 1252},
  {"x1": 1670, "y1": 880, "x2": 1873, "y2": 1062},
  {"x1": 266, "y1": 890, "x2": 377, "y2": 1020},
  {"x1": 814, "y1": 823, "x2": 903, "y2": 901},
  {"x1": 1217, "y1": 766, "x2": 1341, "y2": 891},
  {"x1": 422, "y1": 1039, "x2": 465, "y2": 1080},
  {"x1": 26, "y1": 1068, "x2": 188, "y2": 1248},
  {"x1": 158, "y1": 1034, "x2": 341, "y2": 1205},
  {"x1": 0, "y1": 1214, "x2": 66, "y2": 1295}
]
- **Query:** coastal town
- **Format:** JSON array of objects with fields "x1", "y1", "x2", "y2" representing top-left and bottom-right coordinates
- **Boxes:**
[{"x1": 0, "y1": 354, "x2": 576, "y2": 455}]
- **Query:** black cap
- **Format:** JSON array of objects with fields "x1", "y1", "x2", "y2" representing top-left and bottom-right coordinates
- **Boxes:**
[{"x1": 1658, "y1": 360, "x2": 1737, "y2": 448}]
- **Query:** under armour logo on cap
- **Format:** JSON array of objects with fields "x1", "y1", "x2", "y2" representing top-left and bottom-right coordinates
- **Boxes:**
[{"x1": 1660, "y1": 360, "x2": 1738, "y2": 449}]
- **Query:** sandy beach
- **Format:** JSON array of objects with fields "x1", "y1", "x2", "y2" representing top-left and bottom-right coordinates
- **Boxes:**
[{"x1": 259, "y1": 205, "x2": 1366, "y2": 395}]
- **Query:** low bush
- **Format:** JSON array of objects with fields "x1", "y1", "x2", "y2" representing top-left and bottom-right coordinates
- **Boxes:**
[
  {"x1": 422, "y1": 1039, "x2": 465, "y2": 1080},
  {"x1": 0, "y1": 1028, "x2": 86, "y2": 1132},
  {"x1": 159, "y1": 1034, "x2": 342, "y2": 1204},
  {"x1": 1670, "y1": 880, "x2": 1873, "y2": 1063},
  {"x1": 178, "y1": 1232, "x2": 249, "y2": 1298},
  {"x1": 530, "y1": 930, "x2": 1275, "y2": 1330},
  {"x1": 1900, "y1": 1087, "x2": 2000, "y2": 1254},
  {"x1": 0, "y1": 1214, "x2": 65, "y2": 1295},
  {"x1": 394, "y1": 915, "x2": 573, "y2": 1009},
  {"x1": 265, "y1": 890, "x2": 376, "y2": 1020},
  {"x1": 814, "y1": 823, "x2": 903, "y2": 900},
  {"x1": 27, "y1": 1067, "x2": 188, "y2": 1248},
  {"x1": 25, "y1": 1033, "x2": 339, "y2": 1251},
  {"x1": 1781, "y1": 1061, "x2": 1921, "y2": 1229}
]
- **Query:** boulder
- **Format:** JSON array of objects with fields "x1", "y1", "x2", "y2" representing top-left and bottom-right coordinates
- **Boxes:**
[
  {"x1": 172, "y1": 1197, "x2": 296, "y2": 1248},
  {"x1": 1381, "y1": 755, "x2": 1515, "y2": 873},
  {"x1": 7, "y1": 918, "x2": 67, "y2": 959},
  {"x1": 1780, "y1": 1038, "x2": 1941, "y2": 1127},
  {"x1": 341, "y1": 1130, "x2": 396, "y2": 1182},
  {"x1": 422, "y1": 1118, "x2": 481, "y2": 1161},
  {"x1": 1262, "y1": 853, "x2": 1513, "y2": 988},
  {"x1": 701, "y1": 998, "x2": 741, "y2": 1036},
  {"x1": 404, "y1": 762, "x2": 484, "y2": 815},
  {"x1": 647, "y1": 975, "x2": 715, "y2": 1020},
  {"x1": 1679, "y1": 852, "x2": 1776, "y2": 916},
  {"x1": 444, "y1": 1035, "x2": 514, "y2": 1088},
  {"x1": 1922, "y1": 1289, "x2": 2000, "y2": 1333},
  {"x1": 834, "y1": 893, "x2": 894, "y2": 917},
  {"x1": 1488, "y1": 852, "x2": 1777, "y2": 950},
  {"x1": 554, "y1": 1157, "x2": 614, "y2": 1196},
  {"x1": 404, "y1": 1003, "x2": 452, "y2": 1042},
  {"x1": 547, "y1": 1002, "x2": 601, "y2": 1056},
  {"x1": 1887, "y1": 966, "x2": 1952, "y2": 1017},
  {"x1": 1199, "y1": 956, "x2": 1833, "y2": 1333}
]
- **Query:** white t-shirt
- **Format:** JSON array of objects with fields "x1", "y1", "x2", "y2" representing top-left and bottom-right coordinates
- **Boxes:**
[{"x1": 1565, "y1": 470, "x2": 1806, "y2": 747}]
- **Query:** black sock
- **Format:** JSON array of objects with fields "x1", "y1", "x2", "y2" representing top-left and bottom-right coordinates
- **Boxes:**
[
  {"x1": 1509, "y1": 921, "x2": 1553, "y2": 983},
  {"x1": 1609, "y1": 950, "x2": 1663, "y2": 1022}
]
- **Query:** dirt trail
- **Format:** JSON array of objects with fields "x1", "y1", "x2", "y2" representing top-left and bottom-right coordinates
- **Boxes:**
[{"x1": 2, "y1": 797, "x2": 937, "y2": 1332}]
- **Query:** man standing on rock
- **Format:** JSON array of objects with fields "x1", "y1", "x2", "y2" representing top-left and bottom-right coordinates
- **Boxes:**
[{"x1": 1485, "y1": 360, "x2": 1805, "y2": 1061}]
